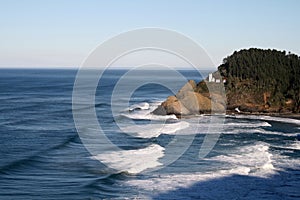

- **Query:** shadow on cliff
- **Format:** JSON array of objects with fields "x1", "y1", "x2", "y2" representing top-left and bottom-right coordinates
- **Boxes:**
[{"x1": 152, "y1": 168, "x2": 300, "y2": 200}]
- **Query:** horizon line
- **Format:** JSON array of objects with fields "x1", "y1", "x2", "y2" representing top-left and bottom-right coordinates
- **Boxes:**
[{"x1": 0, "y1": 66, "x2": 217, "y2": 71}]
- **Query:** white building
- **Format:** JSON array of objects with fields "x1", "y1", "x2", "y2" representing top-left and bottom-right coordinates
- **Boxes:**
[
  {"x1": 208, "y1": 73, "x2": 213, "y2": 82},
  {"x1": 208, "y1": 73, "x2": 225, "y2": 84}
]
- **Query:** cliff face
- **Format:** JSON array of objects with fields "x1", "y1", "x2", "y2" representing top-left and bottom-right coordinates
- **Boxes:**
[
  {"x1": 197, "y1": 78, "x2": 291, "y2": 113},
  {"x1": 219, "y1": 48, "x2": 300, "y2": 113},
  {"x1": 152, "y1": 79, "x2": 226, "y2": 117},
  {"x1": 153, "y1": 48, "x2": 300, "y2": 116}
]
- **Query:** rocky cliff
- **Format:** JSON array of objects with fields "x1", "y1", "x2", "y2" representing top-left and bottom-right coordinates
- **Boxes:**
[
  {"x1": 152, "y1": 79, "x2": 226, "y2": 117},
  {"x1": 153, "y1": 48, "x2": 300, "y2": 116}
]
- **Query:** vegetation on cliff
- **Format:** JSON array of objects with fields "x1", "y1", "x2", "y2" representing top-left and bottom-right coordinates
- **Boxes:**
[
  {"x1": 217, "y1": 48, "x2": 300, "y2": 113},
  {"x1": 154, "y1": 48, "x2": 300, "y2": 116}
]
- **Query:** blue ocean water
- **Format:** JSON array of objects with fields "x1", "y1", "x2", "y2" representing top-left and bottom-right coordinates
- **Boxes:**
[{"x1": 0, "y1": 69, "x2": 299, "y2": 199}]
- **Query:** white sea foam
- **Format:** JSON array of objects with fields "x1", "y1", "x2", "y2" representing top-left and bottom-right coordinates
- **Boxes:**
[
  {"x1": 249, "y1": 128, "x2": 296, "y2": 137},
  {"x1": 126, "y1": 143, "x2": 282, "y2": 197},
  {"x1": 121, "y1": 116, "x2": 275, "y2": 137},
  {"x1": 91, "y1": 144, "x2": 164, "y2": 174},
  {"x1": 128, "y1": 102, "x2": 150, "y2": 111},
  {"x1": 121, "y1": 112, "x2": 178, "y2": 121},
  {"x1": 228, "y1": 114, "x2": 300, "y2": 126},
  {"x1": 225, "y1": 121, "x2": 272, "y2": 127},
  {"x1": 207, "y1": 142, "x2": 276, "y2": 176},
  {"x1": 127, "y1": 166, "x2": 268, "y2": 198},
  {"x1": 124, "y1": 114, "x2": 300, "y2": 199},
  {"x1": 289, "y1": 141, "x2": 300, "y2": 150},
  {"x1": 273, "y1": 141, "x2": 300, "y2": 151},
  {"x1": 162, "y1": 122, "x2": 274, "y2": 135},
  {"x1": 260, "y1": 116, "x2": 300, "y2": 125},
  {"x1": 120, "y1": 101, "x2": 178, "y2": 121},
  {"x1": 127, "y1": 172, "x2": 225, "y2": 195},
  {"x1": 121, "y1": 121, "x2": 190, "y2": 138},
  {"x1": 220, "y1": 128, "x2": 297, "y2": 136}
]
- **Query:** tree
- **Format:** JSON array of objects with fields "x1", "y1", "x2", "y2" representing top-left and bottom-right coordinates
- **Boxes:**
[{"x1": 218, "y1": 48, "x2": 300, "y2": 112}]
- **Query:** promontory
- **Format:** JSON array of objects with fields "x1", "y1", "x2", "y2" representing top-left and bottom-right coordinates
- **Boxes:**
[{"x1": 153, "y1": 48, "x2": 300, "y2": 117}]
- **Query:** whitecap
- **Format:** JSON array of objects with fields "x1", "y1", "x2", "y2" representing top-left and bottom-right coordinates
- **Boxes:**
[
  {"x1": 207, "y1": 142, "x2": 276, "y2": 176},
  {"x1": 125, "y1": 141, "x2": 300, "y2": 198},
  {"x1": 225, "y1": 121, "x2": 272, "y2": 128},
  {"x1": 289, "y1": 141, "x2": 300, "y2": 150},
  {"x1": 126, "y1": 172, "x2": 221, "y2": 194},
  {"x1": 120, "y1": 101, "x2": 178, "y2": 121},
  {"x1": 91, "y1": 144, "x2": 164, "y2": 174},
  {"x1": 128, "y1": 102, "x2": 150, "y2": 111},
  {"x1": 272, "y1": 141, "x2": 300, "y2": 151},
  {"x1": 121, "y1": 121, "x2": 190, "y2": 138},
  {"x1": 228, "y1": 114, "x2": 300, "y2": 126},
  {"x1": 120, "y1": 112, "x2": 178, "y2": 121}
]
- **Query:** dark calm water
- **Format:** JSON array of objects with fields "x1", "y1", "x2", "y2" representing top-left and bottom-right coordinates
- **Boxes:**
[{"x1": 0, "y1": 69, "x2": 299, "y2": 200}]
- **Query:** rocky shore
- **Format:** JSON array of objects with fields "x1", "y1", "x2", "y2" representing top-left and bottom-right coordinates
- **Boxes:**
[
  {"x1": 152, "y1": 78, "x2": 299, "y2": 118},
  {"x1": 153, "y1": 48, "x2": 300, "y2": 117}
]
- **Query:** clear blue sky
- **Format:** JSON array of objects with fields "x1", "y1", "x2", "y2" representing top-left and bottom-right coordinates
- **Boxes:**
[{"x1": 0, "y1": 0, "x2": 299, "y2": 69}]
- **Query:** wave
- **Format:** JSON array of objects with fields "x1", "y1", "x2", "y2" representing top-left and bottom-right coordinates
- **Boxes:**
[
  {"x1": 126, "y1": 142, "x2": 293, "y2": 198},
  {"x1": 119, "y1": 101, "x2": 177, "y2": 121},
  {"x1": 220, "y1": 128, "x2": 297, "y2": 136},
  {"x1": 128, "y1": 102, "x2": 150, "y2": 112},
  {"x1": 91, "y1": 144, "x2": 165, "y2": 174},
  {"x1": 120, "y1": 112, "x2": 277, "y2": 137},
  {"x1": 207, "y1": 142, "x2": 276, "y2": 176},
  {"x1": 0, "y1": 134, "x2": 78, "y2": 174},
  {"x1": 225, "y1": 121, "x2": 272, "y2": 127},
  {"x1": 0, "y1": 154, "x2": 38, "y2": 175},
  {"x1": 228, "y1": 114, "x2": 300, "y2": 126},
  {"x1": 272, "y1": 141, "x2": 300, "y2": 151},
  {"x1": 120, "y1": 112, "x2": 178, "y2": 121},
  {"x1": 289, "y1": 141, "x2": 300, "y2": 150},
  {"x1": 126, "y1": 167, "x2": 254, "y2": 197},
  {"x1": 121, "y1": 121, "x2": 190, "y2": 138},
  {"x1": 0, "y1": 131, "x2": 80, "y2": 174}
]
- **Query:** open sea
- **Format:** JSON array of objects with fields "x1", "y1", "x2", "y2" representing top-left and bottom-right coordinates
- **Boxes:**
[{"x1": 0, "y1": 69, "x2": 299, "y2": 199}]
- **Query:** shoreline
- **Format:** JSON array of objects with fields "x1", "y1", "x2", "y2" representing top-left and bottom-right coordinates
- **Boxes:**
[
  {"x1": 173, "y1": 111, "x2": 300, "y2": 121},
  {"x1": 225, "y1": 110, "x2": 300, "y2": 120}
]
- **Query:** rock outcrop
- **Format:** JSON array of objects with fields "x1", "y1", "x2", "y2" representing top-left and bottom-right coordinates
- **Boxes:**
[
  {"x1": 153, "y1": 48, "x2": 300, "y2": 116},
  {"x1": 152, "y1": 80, "x2": 226, "y2": 116}
]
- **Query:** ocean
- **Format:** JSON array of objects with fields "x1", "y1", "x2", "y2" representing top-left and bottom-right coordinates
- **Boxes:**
[{"x1": 0, "y1": 69, "x2": 299, "y2": 199}]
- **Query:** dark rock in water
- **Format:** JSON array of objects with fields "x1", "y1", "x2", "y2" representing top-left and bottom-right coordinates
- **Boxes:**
[
  {"x1": 297, "y1": 134, "x2": 300, "y2": 141},
  {"x1": 152, "y1": 105, "x2": 167, "y2": 115}
]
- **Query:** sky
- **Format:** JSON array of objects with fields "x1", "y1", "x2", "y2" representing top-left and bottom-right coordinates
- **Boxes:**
[{"x1": 0, "y1": 0, "x2": 299, "y2": 69}]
